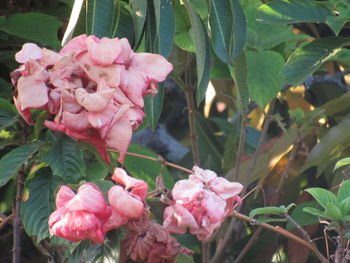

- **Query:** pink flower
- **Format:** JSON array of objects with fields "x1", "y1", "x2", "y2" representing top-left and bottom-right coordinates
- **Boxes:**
[
  {"x1": 48, "y1": 183, "x2": 111, "y2": 244},
  {"x1": 163, "y1": 166, "x2": 243, "y2": 240},
  {"x1": 11, "y1": 35, "x2": 173, "y2": 163},
  {"x1": 102, "y1": 168, "x2": 148, "y2": 233}
]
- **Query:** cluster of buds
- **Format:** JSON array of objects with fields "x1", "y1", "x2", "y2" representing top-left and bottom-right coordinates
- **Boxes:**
[{"x1": 11, "y1": 35, "x2": 173, "y2": 163}]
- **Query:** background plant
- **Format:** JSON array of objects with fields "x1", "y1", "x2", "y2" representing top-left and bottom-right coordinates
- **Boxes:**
[{"x1": 1, "y1": 0, "x2": 350, "y2": 262}]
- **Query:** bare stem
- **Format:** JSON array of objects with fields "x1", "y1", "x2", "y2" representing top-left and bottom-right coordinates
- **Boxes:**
[
  {"x1": 125, "y1": 152, "x2": 193, "y2": 174},
  {"x1": 0, "y1": 213, "x2": 14, "y2": 230},
  {"x1": 233, "y1": 226, "x2": 264, "y2": 263},
  {"x1": 335, "y1": 223, "x2": 346, "y2": 263},
  {"x1": 231, "y1": 211, "x2": 329, "y2": 263},
  {"x1": 13, "y1": 124, "x2": 28, "y2": 263},
  {"x1": 233, "y1": 115, "x2": 247, "y2": 181}
]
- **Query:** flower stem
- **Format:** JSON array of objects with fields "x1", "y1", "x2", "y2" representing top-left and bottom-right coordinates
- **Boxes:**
[{"x1": 125, "y1": 152, "x2": 193, "y2": 174}]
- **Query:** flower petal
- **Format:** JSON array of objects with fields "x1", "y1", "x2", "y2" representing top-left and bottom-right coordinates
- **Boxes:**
[{"x1": 15, "y1": 43, "x2": 43, "y2": 63}]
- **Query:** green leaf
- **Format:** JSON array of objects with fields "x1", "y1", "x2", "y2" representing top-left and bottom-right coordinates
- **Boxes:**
[
  {"x1": 144, "y1": 80, "x2": 165, "y2": 130},
  {"x1": 302, "y1": 118, "x2": 350, "y2": 175},
  {"x1": 249, "y1": 206, "x2": 288, "y2": 219},
  {"x1": 124, "y1": 144, "x2": 173, "y2": 191},
  {"x1": 282, "y1": 37, "x2": 350, "y2": 85},
  {"x1": 34, "y1": 111, "x2": 48, "y2": 138},
  {"x1": 176, "y1": 255, "x2": 195, "y2": 263},
  {"x1": 196, "y1": 114, "x2": 223, "y2": 172},
  {"x1": 338, "y1": 197, "x2": 350, "y2": 216},
  {"x1": 338, "y1": 180, "x2": 350, "y2": 201},
  {"x1": 246, "y1": 50, "x2": 285, "y2": 107},
  {"x1": 334, "y1": 158, "x2": 350, "y2": 173},
  {"x1": 257, "y1": 0, "x2": 334, "y2": 24},
  {"x1": 0, "y1": 99, "x2": 17, "y2": 130},
  {"x1": 0, "y1": 13, "x2": 62, "y2": 48},
  {"x1": 153, "y1": 0, "x2": 175, "y2": 58},
  {"x1": 21, "y1": 167, "x2": 63, "y2": 242},
  {"x1": 324, "y1": 203, "x2": 343, "y2": 221},
  {"x1": 80, "y1": 230, "x2": 122, "y2": 262},
  {"x1": 305, "y1": 188, "x2": 338, "y2": 210},
  {"x1": 111, "y1": 2, "x2": 135, "y2": 43},
  {"x1": 210, "y1": 0, "x2": 246, "y2": 65},
  {"x1": 303, "y1": 207, "x2": 324, "y2": 217},
  {"x1": 286, "y1": 201, "x2": 319, "y2": 230},
  {"x1": 183, "y1": 0, "x2": 210, "y2": 105},
  {"x1": 86, "y1": 0, "x2": 115, "y2": 37},
  {"x1": 130, "y1": 0, "x2": 148, "y2": 47},
  {"x1": 0, "y1": 141, "x2": 43, "y2": 187},
  {"x1": 41, "y1": 133, "x2": 86, "y2": 184},
  {"x1": 174, "y1": 1, "x2": 195, "y2": 52},
  {"x1": 229, "y1": 53, "x2": 249, "y2": 113},
  {"x1": 86, "y1": 162, "x2": 108, "y2": 182}
]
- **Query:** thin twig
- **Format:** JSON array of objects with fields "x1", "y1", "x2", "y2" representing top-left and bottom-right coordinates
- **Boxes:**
[
  {"x1": 0, "y1": 213, "x2": 14, "y2": 231},
  {"x1": 231, "y1": 211, "x2": 329, "y2": 263},
  {"x1": 335, "y1": 223, "x2": 346, "y2": 263},
  {"x1": 125, "y1": 152, "x2": 194, "y2": 174},
  {"x1": 233, "y1": 115, "x2": 247, "y2": 182},
  {"x1": 284, "y1": 213, "x2": 326, "y2": 262},
  {"x1": 13, "y1": 124, "x2": 28, "y2": 263},
  {"x1": 233, "y1": 226, "x2": 264, "y2": 263}
]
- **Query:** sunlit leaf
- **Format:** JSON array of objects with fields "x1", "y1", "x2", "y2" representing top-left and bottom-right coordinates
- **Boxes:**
[
  {"x1": 282, "y1": 37, "x2": 350, "y2": 85},
  {"x1": 257, "y1": 0, "x2": 334, "y2": 24},
  {"x1": 305, "y1": 188, "x2": 338, "y2": 210},
  {"x1": 334, "y1": 158, "x2": 350, "y2": 173}
]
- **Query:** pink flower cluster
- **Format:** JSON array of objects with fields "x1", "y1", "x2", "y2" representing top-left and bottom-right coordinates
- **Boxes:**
[
  {"x1": 49, "y1": 168, "x2": 148, "y2": 244},
  {"x1": 11, "y1": 35, "x2": 173, "y2": 163},
  {"x1": 163, "y1": 166, "x2": 243, "y2": 240}
]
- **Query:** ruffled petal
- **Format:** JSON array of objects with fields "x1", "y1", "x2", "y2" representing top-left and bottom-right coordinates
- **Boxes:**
[
  {"x1": 171, "y1": 180, "x2": 203, "y2": 203},
  {"x1": 15, "y1": 43, "x2": 43, "y2": 63},
  {"x1": 208, "y1": 177, "x2": 243, "y2": 200},
  {"x1": 86, "y1": 36, "x2": 121, "y2": 66}
]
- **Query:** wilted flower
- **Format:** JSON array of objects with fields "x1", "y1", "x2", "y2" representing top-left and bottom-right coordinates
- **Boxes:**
[
  {"x1": 11, "y1": 35, "x2": 173, "y2": 163},
  {"x1": 163, "y1": 166, "x2": 243, "y2": 240},
  {"x1": 120, "y1": 215, "x2": 192, "y2": 263},
  {"x1": 103, "y1": 168, "x2": 148, "y2": 233},
  {"x1": 48, "y1": 183, "x2": 111, "y2": 244}
]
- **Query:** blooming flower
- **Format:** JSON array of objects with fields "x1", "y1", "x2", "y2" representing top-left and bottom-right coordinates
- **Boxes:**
[
  {"x1": 103, "y1": 168, "x2": 148, "y2": 233},
  {"x1": 163, "y1": 166, "x2": 243, "y2": 240},
  {"x1": 48, "y1": 183, "x2": 111, "y2": 244},
  {"x1": 11, "y1": 35, "x2": 173, "y2": 163},
  {"x1": 120, "y1": 215, "x2": 192, "y2": 263}
]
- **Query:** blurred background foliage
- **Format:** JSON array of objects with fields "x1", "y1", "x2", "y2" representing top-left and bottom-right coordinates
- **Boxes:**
[{"x1": 1, "y1": 0, "x2": 350, "y2": 262}]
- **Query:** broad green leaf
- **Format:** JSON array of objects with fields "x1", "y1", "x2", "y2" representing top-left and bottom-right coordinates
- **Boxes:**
[
  {"x1": 86, "y1": 162, "x2": 108, "y2": 182},
  {"x1": 324, "y1": 203, "x2": 343, "y2": 221},
  {"x1": 229, "y1": 53, "x2": 249, "y2": 113},
  {"x1": 153, "y1": 0, "x2": 175, "y2": 58},
  {"x1": 249, "y1": 206, "x2": 288, "y2": 219},
  {"x1": 176, "y1": 254, "x2": 195, "y2": 263},
  {"x1": 0, "y1": 141, "x2": 43, "y2": 187},
  {"x1": 210, "y1": 0, "x2": 246, "y2": 65},
  {"x1": 86, "y1": 0, "x2": 115, "y2": 37},
  {"x1": 257, "y1": 0, "x2": 334, "y2": 24},
  {"x1": 246, "y1": 50, "x2": 285, "y2": 107},
  {"x1": 338, "y1": 197, "x2": 350, "y2": 216},
  {"x1": 0, "y1": 99, "x2": 17, "y2": 130},
  {"x1": 282, "y1": 37, "x2": 350, "y2": 85},
  {"x1": 286, "y1": 201, "x2": 319, "y2": 230},
  {"x1": 174, "y1": 1, "x2": 195, "y2": 52},
  {"x1": 80, "y1": 230, "x2": 122, "y2": 262},
  {"x1": 183, "y1": 0, "x2": 210, "y2": 105},
  {"x1": 0, "y1": 13, "x2": 62, "y2": 48},
  {"x1": 334, "y1": 158, "x2": 350, "y2": 173},
  {"x1": 303, "y1": 207, "x2": 324, "y2": 217},
  {"x1": 130, "y1": 0, "x2": 148, "y2": 47},
  {"x1": 302, "y1": 118, "x2": 350, "y2": 175},
  {"x1": 41, "y1": 133, "x2": 86, "y2": 184},
  {"x1": 305, "y1": 188, "x2": 338, "y2": 210},
  {"x1": 124, "y1": 144, "x2": 173, "y2": 191},
  {"x1": 338, "y1": 180, "x2": 350, "y2": 201},
  {"x1": 21, "y1": 167, "x2": 63, "y2": 242}
]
